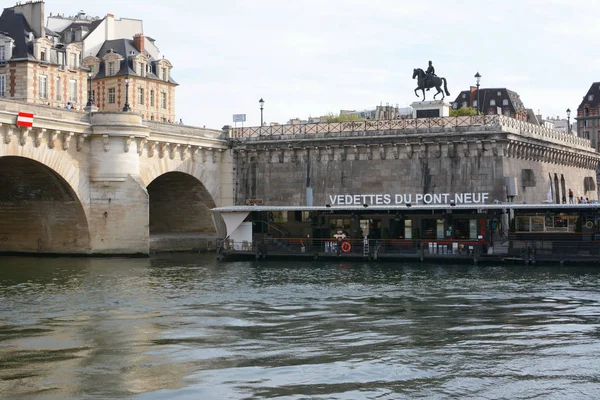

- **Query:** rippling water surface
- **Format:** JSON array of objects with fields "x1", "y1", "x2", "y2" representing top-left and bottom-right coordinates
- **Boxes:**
[{"x1": 1, "y1": 254, "x2": 600, "y2": 399}]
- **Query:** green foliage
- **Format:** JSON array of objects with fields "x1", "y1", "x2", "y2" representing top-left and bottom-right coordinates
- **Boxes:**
[
  {"x1": 324, "y1": 113, "x2": 365, "y2": 123},
  {"x1": 450, "y1": 106, "x2": 477, "y2": 117}
]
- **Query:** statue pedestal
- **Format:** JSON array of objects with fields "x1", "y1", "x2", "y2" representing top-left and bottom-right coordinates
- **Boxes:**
[{"x1": 411, "y1": 100, "x2": 451, "y2": 119}]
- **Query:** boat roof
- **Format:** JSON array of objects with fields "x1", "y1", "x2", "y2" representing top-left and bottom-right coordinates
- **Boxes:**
[{"x1": 212, "y1": 203, "x2": 600, "y2": 212}]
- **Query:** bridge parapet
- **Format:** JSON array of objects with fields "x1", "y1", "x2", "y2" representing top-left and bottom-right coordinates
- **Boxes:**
[
  {"x1": 145, "y1": 120, "x2": 225, "y2": 141},
  {"x1": 230, "y1": 114, "x2": 592, "y2": 152}
]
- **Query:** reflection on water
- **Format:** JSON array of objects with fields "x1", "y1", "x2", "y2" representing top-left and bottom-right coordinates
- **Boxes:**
[{"x1": 1, "y1": 255, "x2": 600, "y2": 399}]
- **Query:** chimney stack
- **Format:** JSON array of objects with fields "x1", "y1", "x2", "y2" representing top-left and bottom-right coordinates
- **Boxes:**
[{"x1": 133, "y1": 33, "x2": 144, "y2": 54}]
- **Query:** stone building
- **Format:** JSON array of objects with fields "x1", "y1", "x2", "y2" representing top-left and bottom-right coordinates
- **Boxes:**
[
  {"x1": 452, "y1": 88, "x2": 528, "y2": 120},
  {"x1": 82, "y1": 36, "x2": 177, "y2": 122},
  {"x1": 0, "y1": 1, "x2": 177, "y2": 120},
  {"x1": 576, "y1": 82, "x2": 600, "y2": 149},
  {"x1": 575, "y1": 82, "x2": 600, "y2": 196},
  {"x1": 0, "y1": 1, "x2": 87, "y2": 109}
]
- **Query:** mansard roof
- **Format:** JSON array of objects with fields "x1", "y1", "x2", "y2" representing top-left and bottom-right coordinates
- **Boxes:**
[
  {"x1": 0, "y1": 8, "x2": 36, "y2": 60},
  {"x1": 452, "y1": 87, "x2": 526, "y2": 114},
  {"x1": 577, "y1": 82, "x2": 600, "y2": 112},
  {"x1": 93, "y1": 38, "x2": 177, "y2": 84},
  {"x1": 56, "y1": 19, "x2": 103, "y2": 40}
]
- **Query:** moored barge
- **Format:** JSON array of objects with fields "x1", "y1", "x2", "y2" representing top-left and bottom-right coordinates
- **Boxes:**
[{"x1": 212, "y1": 203, "x2": 600, "y2": 264}]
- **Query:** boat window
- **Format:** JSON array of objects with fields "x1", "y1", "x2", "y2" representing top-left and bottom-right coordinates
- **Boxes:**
[
  {"x1": 469, "y1": 220, "x2": 477, "y2": 239},
  {"x1": 453, "y1": 219, "x2": 470, "y2": 239},
  {"x1": 515, "y1": 213, "x2": 578, "y2": 232},
  {"x1": 330, "y1": 218, "x2": 350, "y2": 231},
  {"x1": 437, "y1": 219, "x2": 445, "y2": 239},
  {"x1": 272, "y1": 211, "x2": 288, "y2": 223},
  {"x1": 404, "y1": 219, "x2": 412, "y2": 239}
]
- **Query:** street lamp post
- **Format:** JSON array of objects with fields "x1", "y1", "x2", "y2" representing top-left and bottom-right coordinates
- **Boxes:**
[
  {"x1": 566, "y1": 108, "x2": 571, "y2": 134},
  {"x1": 86, "y1": 71, "x2": 94, "y2": 107},
  {"x1": 259, "y1": 98, "x2": 265, "y2": 126},
  {"x1": 474, "y1": 72, "x2": 481, "y2": 115},
  {"x1": 122, "y1": 77, "x2": 131, "y2": 112}
]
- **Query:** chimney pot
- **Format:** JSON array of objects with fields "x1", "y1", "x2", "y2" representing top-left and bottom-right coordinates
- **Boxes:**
[{"x1": 133, "y1": 33, "x2": 144, "y2": 54}]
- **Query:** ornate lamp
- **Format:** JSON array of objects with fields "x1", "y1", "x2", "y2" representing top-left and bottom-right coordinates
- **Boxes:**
[
  {"x1": 474, "y1": 72, "x2": 481, "y2": 115},
  {"x1": 122, "y1": 77, "x2": 131, "y2": 112}
]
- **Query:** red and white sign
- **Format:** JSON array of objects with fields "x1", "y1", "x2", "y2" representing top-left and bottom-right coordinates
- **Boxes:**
[{"x1": 16, "y1": 112, "x2": 34, "y2": 127}]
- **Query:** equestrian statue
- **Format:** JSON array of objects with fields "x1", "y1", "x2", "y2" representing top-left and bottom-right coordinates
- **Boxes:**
[{"x1": 413, "y1": 61, "x2": 450, "y2": 101}]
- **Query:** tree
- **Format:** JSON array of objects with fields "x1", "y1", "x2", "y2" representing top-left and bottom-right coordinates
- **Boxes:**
[
  {"x1": 324, "y1": 112, "x2": 364, "y2": 123},
  {"x1": 450, "y1": 106, "x2": 477, "y2": 117}
]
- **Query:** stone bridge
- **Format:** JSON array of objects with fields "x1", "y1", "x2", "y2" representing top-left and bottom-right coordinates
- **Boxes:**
[{"x1": 0, "y1": 99, "x2": 232, "y2": 255}]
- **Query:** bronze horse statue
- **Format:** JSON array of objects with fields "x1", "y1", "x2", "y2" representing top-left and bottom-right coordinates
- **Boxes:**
[{"x1": 412, "y1": 68, "x2": 450, "y2": 101}]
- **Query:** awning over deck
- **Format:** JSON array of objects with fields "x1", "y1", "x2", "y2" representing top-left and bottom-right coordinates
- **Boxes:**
[
  {"x1": 212, "y1": 211, "x2": 250, "y2": 239},
  {"x1": 212, "y1": 203, "x2": 600, "y2": 213}
]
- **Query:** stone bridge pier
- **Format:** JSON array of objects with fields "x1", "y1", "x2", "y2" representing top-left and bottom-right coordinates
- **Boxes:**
[{"x1": 0, "y1": 100, "x2": 231, "y2": 255}]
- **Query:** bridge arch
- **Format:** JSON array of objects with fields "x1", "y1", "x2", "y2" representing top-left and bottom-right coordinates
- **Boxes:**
[
  {"x1": 0, "y1": 156, "x2": 91, "y2": 254},
  {"x1": 146, "y1": 171, "x2": 217, "y2": 234}
]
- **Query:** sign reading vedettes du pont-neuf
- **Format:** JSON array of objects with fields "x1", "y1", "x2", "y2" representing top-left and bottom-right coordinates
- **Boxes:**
[{"x1": 328, "y1": 192, "x2": 490, "y2": 206}]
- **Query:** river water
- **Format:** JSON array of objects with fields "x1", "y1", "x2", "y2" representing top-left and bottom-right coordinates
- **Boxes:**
[{"x1": 1, "y1": 254, "x2": 600, "y2": 399}]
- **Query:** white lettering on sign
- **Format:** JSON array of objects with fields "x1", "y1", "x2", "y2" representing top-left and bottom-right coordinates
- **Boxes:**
[{"x1": 328, "y1": 192, "x2": 490, "y2": 206}]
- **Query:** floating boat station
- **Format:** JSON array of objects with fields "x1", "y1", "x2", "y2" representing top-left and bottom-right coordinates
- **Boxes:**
[{"x1": 212, "y1": 203, "x2": 600, "y2": 264}]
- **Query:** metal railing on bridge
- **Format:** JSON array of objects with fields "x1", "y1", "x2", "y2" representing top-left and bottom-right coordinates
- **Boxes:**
[{"x1": 229, "y1": 115, "x2": 591, "y2": 149}]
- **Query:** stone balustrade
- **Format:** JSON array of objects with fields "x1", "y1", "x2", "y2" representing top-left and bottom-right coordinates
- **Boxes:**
[
  {"x1": 230, "y1": 114, "x2": 593, "y2": 151},
  {"x1": 0, "y1": 98, "x2": 90, "y2": 129},
  {"x1": 145, "y1": 120, "x2": 225, "y2": 141}
]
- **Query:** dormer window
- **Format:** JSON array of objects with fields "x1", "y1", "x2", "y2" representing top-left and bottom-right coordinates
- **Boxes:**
[
  {"x1": 0, "y1": 44, "x2": 6, "y2": 61},
  {"x1": 461, "y1": 93, "x2": 466, "y2": 99},
  {"x1": 108, "y1": 61, "x2": 116, "y2": 76},
  {"x1": 490, "y1": 99, "x2": 496, "y2": 106},
  {"x1": 589, "y1": 94, "x2": 594, "y2": 101},
  {"x1": 138, "y1": 62, "x2": 144, "y2": 77},
  {"x1": 162, "y1": 67, "x2": 167, "y2": 81},
  {"x1": 502, "y1": 99, "x2": 509, "y2": 106},
  {"x1": 497, "y1": 91, "x2": 501, "y2": 96},
  {"x1": 40, "y1": 49, "x2": 46, "y2": 61}
]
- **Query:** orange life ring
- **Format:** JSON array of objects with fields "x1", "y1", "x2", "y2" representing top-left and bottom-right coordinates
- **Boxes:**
[{"x1": 341, "y1": 241, "x2": 352, "y2": 253}]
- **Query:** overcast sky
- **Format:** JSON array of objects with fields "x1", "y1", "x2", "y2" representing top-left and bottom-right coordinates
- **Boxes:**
[{"x1": 47, "y1": 0, "x2": 598, "y2": 128}]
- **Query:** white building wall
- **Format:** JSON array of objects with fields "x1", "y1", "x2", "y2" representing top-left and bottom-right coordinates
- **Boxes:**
[
  {"x1": 83, "y1": 19, "x2": 107, "y2": 58},
  {"x1": 46, "y1": 16, "x2": 73, "y2": 33},
  {"x1": 113, "y1": 18, "x2": 143, "y2": 41}
]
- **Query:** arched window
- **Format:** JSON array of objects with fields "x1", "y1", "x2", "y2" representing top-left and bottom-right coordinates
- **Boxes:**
[
  {"x1": 502, "y1": 99, "x2": 509, "y2": 106},
  {"x1": 490, "y1": 99, "x2": 496, "y2": 106}
]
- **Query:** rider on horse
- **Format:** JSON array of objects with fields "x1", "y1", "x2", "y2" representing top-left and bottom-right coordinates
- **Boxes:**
[{"x1": 425, "y1": 61, "x2": 436, "y2": 91}]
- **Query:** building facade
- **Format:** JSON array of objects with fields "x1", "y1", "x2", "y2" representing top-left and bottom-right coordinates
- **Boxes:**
[
  {"x1": 452, "y1": 87, "x2": 528, "y2": 121},
  {"x1": 0, "y1": 2, "x2": 87, "y2": 109},
  {"x1": 576, "y1": 82, "x2": 600, "y2": 151},
  {"x1": 82, "y1": 35, "x2": 176, "y2": 122},
  {"x1": 0, "y1": 1, "x2": 177, "y2": 120}
]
